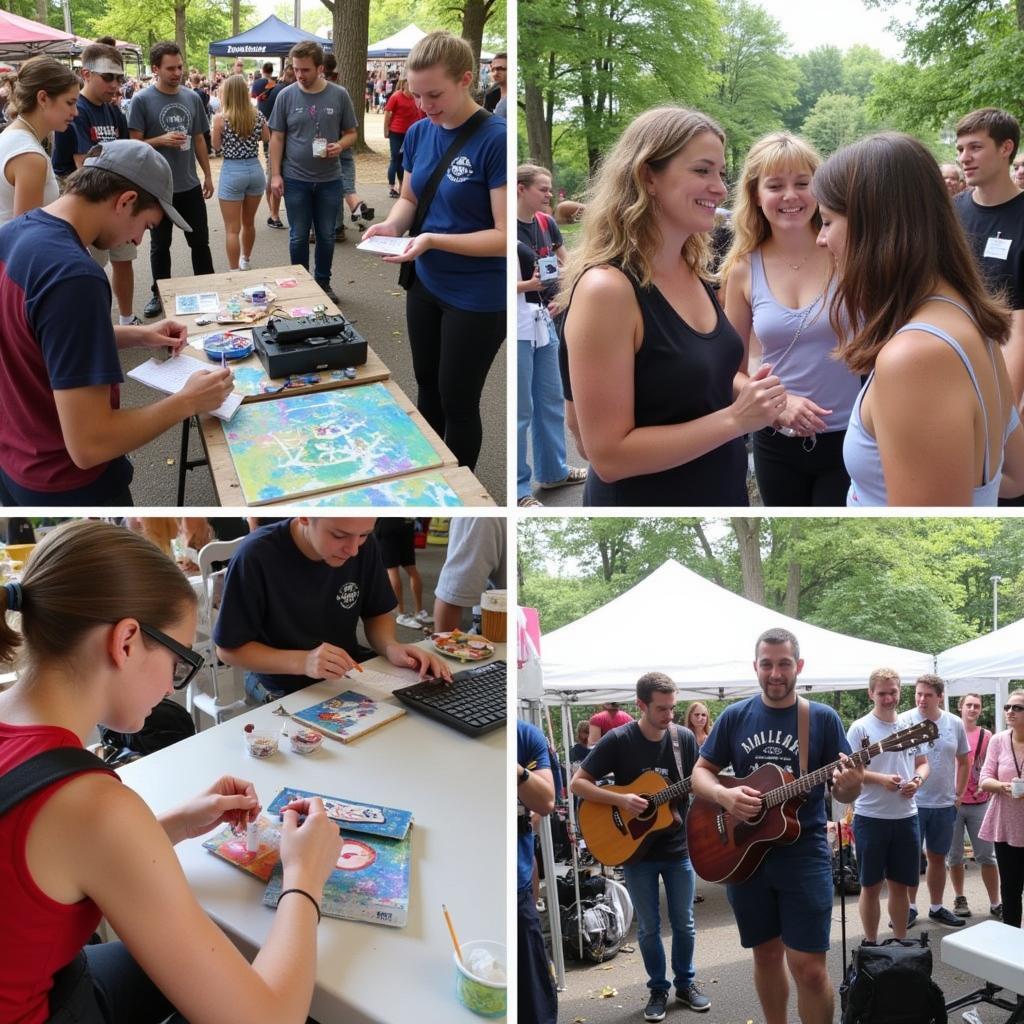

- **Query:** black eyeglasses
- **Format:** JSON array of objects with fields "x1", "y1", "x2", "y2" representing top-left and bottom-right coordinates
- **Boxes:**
[
  {"x1": 1004, "y1": 703, "x2": 1024, "y2": 714},
  {"x1": 97, "y1": 72, "x2": 126, "y2": 84},
  {"x1": 140, "y1": 623, "x2": 204, "y2": 690}
]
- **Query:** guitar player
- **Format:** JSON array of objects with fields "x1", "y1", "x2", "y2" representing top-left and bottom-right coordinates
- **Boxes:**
[
  {"x1": 570, "y1": 672, "x2": 710, "y2": 1022},
  {"x1": 690, "y1": 628, "x2": 863, "y2": 1024}
]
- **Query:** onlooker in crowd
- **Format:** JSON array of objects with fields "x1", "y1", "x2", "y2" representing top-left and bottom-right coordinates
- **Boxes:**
[
  {"x1": 383, "y1": 77, "x2": 423, "y2": 197},
  {"x1": 683, "y1": 702, "x2": 713, "y2": 745},
  {"x1": 587, "y1": 701, "x2": 632, "y2": 746},
  {"x1": 263, "y1": 63, "x2": 293, "y2": 229},
  {"x1": 269, "y1": 41, "x2": 357, "y2": 304},
  {"x1": 484, "y1": 53, "x2": 507, "y2": 115},
  {"x1": 52, "y1": 42, "x2": 140, "y2": 326},
  {"x1": 364, "y1": 32, "x2": 507, "y2": 473},
  {"x1": 847, "y1": 668, "x2": 930, "y2": 943},
  {"x1": 1013, "y1": 153, "x2": 1024, "y2": 189},
  {"x1": 188, "y1": 72, "x2": 212, "y2": 155},
  {"x1": 374, "y1": 518, "x2": 432, "y2": 630},
  {"x1": 251, "y1": 62, "x2": 275, "y2": 111},
  {"x1": 978, "y1": 688, "x2": 1024, "y2": 929},
  {"x1": 517, "y1": 163, "x2": 585, "y2": 507},
  {"x1": 433, "y1": 517, "x2": 506, "y2": 632},
  {"x1": 940, "y1": 162, "x2": 967, "y2": 196},
  {"x1": 0, "y1": 57, "x2": 77, "y2": 225},
  {"x1": 129, "y1": 41, "x2": 214, "y2": 319},
  {"x1": 568, "y1": 718, "x2": 591, "y2": 770},
  {"x1": 212, "y1": 74, "x2": 268, "y2": 271},
  {"x1": 897, "y1": 674, "x2": 970, "y2": 927}
]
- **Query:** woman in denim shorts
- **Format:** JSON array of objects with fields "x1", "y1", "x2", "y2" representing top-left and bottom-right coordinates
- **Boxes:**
[{"x1": 212, "y1": 74, "x2": 269, "y2": 270}]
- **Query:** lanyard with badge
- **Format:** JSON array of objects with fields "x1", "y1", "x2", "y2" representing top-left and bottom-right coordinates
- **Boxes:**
[{"x1": 984, "y1": 231, "x2": 1012, "y2": 260}]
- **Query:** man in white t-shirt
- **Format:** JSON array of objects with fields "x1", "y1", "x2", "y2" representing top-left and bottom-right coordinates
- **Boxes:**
[
  {"x1": 897, "y1": 674, "x2": 970, "y2": 928},
  {"x1": 847, "y1": 668, "x2": 930, "y2": 942}
]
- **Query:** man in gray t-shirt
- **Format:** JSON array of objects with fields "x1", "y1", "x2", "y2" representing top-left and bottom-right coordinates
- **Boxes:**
[
  {"x1": 268, "y1": 41, "x2": 357, "y2": 303},
  {"x1": 433, "y1": 518, "x2": 506, "y2": 631},
  {"x1": 128, "y1": 41, "x2": 214, "y2": 318}
]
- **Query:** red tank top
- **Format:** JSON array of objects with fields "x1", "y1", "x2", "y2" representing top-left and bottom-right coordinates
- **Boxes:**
[{"x1": 0, "y1": 722, "x2": 116, "y2": 1024}]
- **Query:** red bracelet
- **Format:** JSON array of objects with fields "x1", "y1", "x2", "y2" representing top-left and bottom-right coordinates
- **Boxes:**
[{"x1": 278, "y1": 887, "x2": 321, "y2": 924}]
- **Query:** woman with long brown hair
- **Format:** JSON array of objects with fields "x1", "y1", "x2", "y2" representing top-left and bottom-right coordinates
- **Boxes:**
[{"x1": 814, "y1": 132, "x2": 1024, "y2": 504}]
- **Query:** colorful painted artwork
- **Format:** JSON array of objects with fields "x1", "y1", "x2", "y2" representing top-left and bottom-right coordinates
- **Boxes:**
[
  {"x1": 264, "y1": 827, "x2": 413, "y2": 927},
  {"x1": 290, "y1": 689, "x2": 405, "y2": 744},
  {"x1": 224, "y1": 384, "x2": 442, "y2": 504},
  {"x1": 202, "y1": 815, "x2": 282, "y2": 881},
  {"x1": 290, "y1": 471, "x2": 465, "y2": 507},
  {"x1": 229, "y1": 362, "x2": 270, "y2": 397},
  {"x1": 266, "y1": 787, "x2": 413, "y2": 840}
]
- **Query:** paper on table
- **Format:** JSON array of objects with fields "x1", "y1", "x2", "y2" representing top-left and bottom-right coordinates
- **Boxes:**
[
  {"x1": 128, "y1": 354, "x2": 243, "y2": 421},
  {"x1": 356, "y1": 235, "x2": 413, "y2": 256},
  {"x1": 175, "y1": 292, "x2": 220, "y2": 314},
  {"x1": 345, "y1": 666, "x2": 424, "y2": 693}
]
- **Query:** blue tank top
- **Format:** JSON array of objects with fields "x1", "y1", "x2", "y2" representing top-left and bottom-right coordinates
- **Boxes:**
[
  {"x1": 749, "y1": 249, "x2": 860, "y2": 433},
  {"x1": 844, "y1": 295, "x2": 1020, "y2": 506}
]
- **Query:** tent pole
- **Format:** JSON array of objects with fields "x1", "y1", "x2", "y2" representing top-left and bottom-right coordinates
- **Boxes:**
[{"x1": 560, "y1": 698, "x2": 585, "y2": 963}]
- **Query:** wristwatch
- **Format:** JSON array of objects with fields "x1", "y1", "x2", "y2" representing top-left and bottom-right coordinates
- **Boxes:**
[
  {"x1": 911, "y1": 774, "x2": 923, "y2": 787},
  {"x1": 517, "y1": 767, "x2": 530, "y2": 785}
]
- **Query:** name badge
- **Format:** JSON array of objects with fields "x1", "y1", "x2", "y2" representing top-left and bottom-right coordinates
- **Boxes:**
[{"x1": 984, "y1": 235, "x2": 1012, "y2": 260}]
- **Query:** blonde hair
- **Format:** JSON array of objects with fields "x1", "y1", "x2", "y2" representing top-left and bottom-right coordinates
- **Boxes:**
[
  {"x1": 869, "y1": 667, "x2": 901, "y2": 691},
  {"x1": 684, "y1": 701, "x2": 713, "y2": 735},
  {"x1": 518, "y1": 163, "x2": 551, "y2": 189},
  {"x1": 718, "y1": 132, "x2": 823, "y2": 287},
  {"x1": 220, "y1": 73, "x2": 256, "y2": 139},
  {"x1": 407, "y1": 31, "x2": 474, "y2": 81},
  {"x1": 555, "y1": 106, "x2": 725, "y2": 308}
]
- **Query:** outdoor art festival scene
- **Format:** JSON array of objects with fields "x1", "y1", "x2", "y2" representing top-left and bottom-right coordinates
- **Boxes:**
[
  {"x1": 517, "y1": 517, "x2": 1024, "y2": 1024},
  {"x1": 0, "y1": 0, "x2": 507, "y2": 508}
]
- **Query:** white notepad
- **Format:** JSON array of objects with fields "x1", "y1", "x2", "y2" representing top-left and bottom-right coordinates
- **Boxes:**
[
  {"x1": 127, "y1": 354, "x2": 243, "y2": 421},
  {"x1": 174, "y1": 292, "x2": 220, "y2": 314},
  {"x1": 356, "y1": 235, "x2": 413, "y2": 256}
]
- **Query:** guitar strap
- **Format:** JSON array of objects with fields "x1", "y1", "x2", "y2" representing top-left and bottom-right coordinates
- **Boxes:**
[
  {"x1": 797, "y1": 696, "x2": 809, "y2": 778},
  {"x1": 668, "y1": 723, "x2": 686, "y2": 789}
]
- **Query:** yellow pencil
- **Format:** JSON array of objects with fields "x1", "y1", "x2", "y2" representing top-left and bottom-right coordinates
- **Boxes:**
[{"x1": 443, "y1": 903, "x2": 463, "y2": 965}]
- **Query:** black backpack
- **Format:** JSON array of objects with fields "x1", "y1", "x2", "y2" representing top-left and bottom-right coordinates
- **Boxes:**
[
  {"x1": 840, "y1": 935, "x2": 947, "y2": 1024},
  {"x1": 99, "y1": 697, "x2": 195, "y2": 763}
]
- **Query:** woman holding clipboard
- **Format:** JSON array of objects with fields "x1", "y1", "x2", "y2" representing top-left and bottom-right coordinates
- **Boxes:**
[{"x1": 363, "y1": 31, "x2": 506, "y2": 472}]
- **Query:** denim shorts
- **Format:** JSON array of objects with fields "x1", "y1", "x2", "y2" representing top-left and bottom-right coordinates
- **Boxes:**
[
  {"x1": 218, "y1": 157, "x2": 266, "y2": 200},
  {"x1": 918, "y1": 804, "x2": 958, "y2": 856},
  {"x1": 852, "y1": 813, "x2": 921, "y2": 887}
]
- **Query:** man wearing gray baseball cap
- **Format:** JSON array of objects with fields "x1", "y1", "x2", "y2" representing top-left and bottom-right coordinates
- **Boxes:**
[{"x1": 0, "y1": 139, "x2": 233, "y2": 506}]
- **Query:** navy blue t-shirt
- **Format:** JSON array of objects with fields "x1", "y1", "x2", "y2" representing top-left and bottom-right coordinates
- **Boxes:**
[
  {"x1": 213, "y1": 520, "x2": 397, "y2": 696},
  {"x1": 581, "y1": 721, "x2": 697, "y2": 862},
  {"x1": 700, "y1": 696, "x2": 851, "y2": 860},
  {"x1": 52, "y1": 95, "x2": 129, "y2": 177},
  {"x1": 403, "y1": 113, "x2": 506, "y2": 313},
  {"x1": 518, "y1": 720, "x2": 550, "y2": 891}
]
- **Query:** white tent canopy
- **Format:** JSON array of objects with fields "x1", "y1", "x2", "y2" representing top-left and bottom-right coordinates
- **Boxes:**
[
  {"x1": 366, "y1": 23, "x2": 494, "y2": 61},
  {"x1": 537, "y1": 560, "x2": 936, "y2": 704}
]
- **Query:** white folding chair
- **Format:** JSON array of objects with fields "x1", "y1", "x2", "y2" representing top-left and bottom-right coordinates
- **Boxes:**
[{"x1": 188, "y1": 538, "x2": 248, "y2": 729}]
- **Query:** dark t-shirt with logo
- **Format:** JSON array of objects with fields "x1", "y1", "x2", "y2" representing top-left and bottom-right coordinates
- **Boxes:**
[
  {"x1": 700, "y1": 695, "x2": 851, "y2": 860},
  {"x1": 52, "y1": 94, "x2": 129, "y2": 177},
  {"x1": 213, "y1": 519, "x2": 397, "y2": 695}
]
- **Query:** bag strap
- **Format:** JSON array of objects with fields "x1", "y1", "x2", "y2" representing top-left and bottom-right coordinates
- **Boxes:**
[
  {"x1": 409, "y1": 108, "x2": 491, "y2": 238},
  {"x1": 0, "y1": 747, "x2": 113, "y2": 818},
  {"x1": 797, "y1": 696, "x2": 809, "y2": 777},
  {"x1": 970, "y1": 728, "x2": 991, "y2": 790},
  {"x1": 668, "y1": 724, "x2": 687, "y2": 788}
]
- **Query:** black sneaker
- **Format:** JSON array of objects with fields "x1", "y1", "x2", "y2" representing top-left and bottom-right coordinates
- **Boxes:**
[
  {"x1": 267, "y1": 217, "x2": 285, "y2": 229},
  {"x1": 351, "y1": 202, "x2": 375, "y2": 223},
  {"x1": 321, "y1": 285, "x2": 340, "y2": 306},
  {"x1": 992, "y1": 904, "x2": 1003, "y2": 920},
  {"x1": 644, "y1": 990, "x2": 669, "y2": 1022},
  {"x1": 143, "y1": 295, "x2": 162, "y2": 318},
  {"x1": 676, "y1": 982, "x2": 710, "y2": 1012},
  {"x1": 888, "y1": 906, "x2": 918, "y2": 929},
  {"x1": 929, "y1": 906, "x2": 966, "y2": 927}
]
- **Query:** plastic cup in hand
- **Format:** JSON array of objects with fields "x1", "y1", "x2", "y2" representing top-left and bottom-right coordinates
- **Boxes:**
[
  {"x1": 453, "y1": 940, "x2": 506, "y2": 1018},
  {"x1": 1011, "y1": 778, "x2": 1024, "y2": 799},
  {"x1": 178, "y1": 134, "x2": 190, "y2": 151},
  {"x1": 312, "y1": 137, "x2": 327, "y2": 157}
]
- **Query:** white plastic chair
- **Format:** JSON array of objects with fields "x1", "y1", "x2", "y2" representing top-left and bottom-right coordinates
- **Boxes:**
[{"x1": 188, "y1": 538, "x2": 248, "y2": 729}]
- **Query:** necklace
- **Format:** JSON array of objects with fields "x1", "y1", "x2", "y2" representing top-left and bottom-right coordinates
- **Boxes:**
[{"x1": 15, "y1": 115, "x2": 41, "y2": 143}]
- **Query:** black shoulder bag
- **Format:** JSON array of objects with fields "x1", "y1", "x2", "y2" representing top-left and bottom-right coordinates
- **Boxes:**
[{"x1": 398, "y1": 107, "x2": 493, "y2": 291}]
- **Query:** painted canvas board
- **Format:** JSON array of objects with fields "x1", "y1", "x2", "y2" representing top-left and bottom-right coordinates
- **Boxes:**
[
  {"x1": 202, "y1": 815, "x2": 282, "y2": 881},
  {"x1": 224, "y1": 384, "x2": 442, "y2": 504},
  {"x1": 290, "y1": 689, "x2": 405, "y2": 744},
  {"x1": 266, "y1": 787, "x2": 413, "y2": 840},
  {"x1": 290, "y1": 471, "x2": 465, "y2": 507}
]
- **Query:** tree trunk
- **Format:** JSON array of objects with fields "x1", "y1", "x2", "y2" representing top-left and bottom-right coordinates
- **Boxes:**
[
  {"x1": 327, "y1": 0, "x2": 371, "y2": 153},
  {"x1": 523, "y1": 79, "x2": 550, "y2": 168},
  {"x1": 232, "y1": 0, "x2": 239, "y2": 35},
  {"x1": 731, "y1": 517, "x2": 765, "y2": 605},
  {"x1": 460, "y1": 0, "x2": 488, "y2": 72},
  {"x1": 691, "y1": 523, "x2": 724, "y2": 586},
  {"x1": 783, "y1": 560, "x2": 801, "y2": 618},
  {"x1": 174, "y1": 3, "x2": 186, "y2": 65},
  {"x1": 35, "y1": 0, "x2": 45, "y2": 26}
]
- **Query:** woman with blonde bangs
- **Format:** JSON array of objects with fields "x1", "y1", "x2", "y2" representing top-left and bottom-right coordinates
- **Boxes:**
[
  {"x1": 813, "y1": 132, "x2": 1024, "y2": 505},
  {"x1": 212, "y1": 74, "x2": 269, "y2": 270},
  {"x1": 557, "y1": 106, "x2": 786, "y2": 506},
  {"x1": 684, "y1": 701, "x2": 713, "y2": 746},
  {"x1": 720, "y1": 133, "x2": 860, "y2": 506}
]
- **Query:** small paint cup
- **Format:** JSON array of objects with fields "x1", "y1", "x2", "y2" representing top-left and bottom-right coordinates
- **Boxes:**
[
  {"x1": 454, "y1": 940, "x2": 506, "y2": 1018},
  {"x1": 289, "y1": 727, "x2": 323, "y2": 755},
  {"x1": 244, "y1": 731, "x2": 278, "y2": 759}
]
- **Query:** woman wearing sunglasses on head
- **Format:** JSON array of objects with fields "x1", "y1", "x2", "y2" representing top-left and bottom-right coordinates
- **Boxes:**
[
  {"x1": 978, "y1": 690, "x2": 1024, "y2": 929},
  {"x1": 0, "y1": 520, "x2": 341, "y2": 1024}
]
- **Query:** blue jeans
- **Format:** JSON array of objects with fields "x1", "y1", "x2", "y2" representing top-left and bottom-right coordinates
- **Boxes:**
[
  {"x1": 282, "y1": 176, "x2": 343, "y2": 288},
  {"x1": 622, "y1": 857, "x2": 697, "y2": 992},
  {"x1": 244, "y1": 672, "x2": 288, "y2": 704},
  {"x1": 517, "y1": 335, "x2": 569, "y2": 500},
  {"x1": 387, "y1": 130, "x2": 405, "y2": 186}
]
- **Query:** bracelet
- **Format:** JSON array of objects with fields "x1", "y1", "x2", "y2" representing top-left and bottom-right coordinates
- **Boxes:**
[{"x1": 278, "y1": 887, "x2": 321, "y2": 924}]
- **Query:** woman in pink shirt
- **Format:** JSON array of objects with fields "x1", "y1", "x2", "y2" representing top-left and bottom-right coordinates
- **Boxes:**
[{"x1": 979, "y1": 688, "x2": 1024, "y2": 929}]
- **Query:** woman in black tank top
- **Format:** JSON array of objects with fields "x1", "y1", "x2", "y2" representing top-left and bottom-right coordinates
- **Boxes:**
[{"x1": 555, "y1": 106, "x2": 787, "y2": 507}]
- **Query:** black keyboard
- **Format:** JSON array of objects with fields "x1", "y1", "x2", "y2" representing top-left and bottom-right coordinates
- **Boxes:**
[{"x1": 392, "y1": 660, "x2": 506, "y2": 737}]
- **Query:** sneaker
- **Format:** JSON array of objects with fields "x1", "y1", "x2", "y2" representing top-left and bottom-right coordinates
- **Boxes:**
[
  {"x1": 395, "y1": 613, "x2": 420, "y2": 629},
  {"x1": 954, "y1": 895, "x2": 972, "y2": 918},
  {"x1": 991, "y1": 904, "x2": 1002, "y2": 920},
  {"x1": 929, "y1": 906, "x2": 966, "y2": 927},
  {"x1": 539, "y1": 467, "x2": 588, "y2": 489},
  {"x1": 389, "y1": 187, "x2": 400, "y2": 198},
  {"x1": 322, "y1": 285, "x2": 340, "y2": 305},
  {"x1": 267, "y1": 217, "x2": 285, "y2": 229},
  {"x1": 119, "y1": 314, "x2": 142, "y2": 326},
  {"x1": 239, "y1": 256, "x2": 251, "y2": 270},
  {"x1": 143, "y1": 295, "x2": 162, "y2": 319},
  {"x1": 351, "y1": 202, "x2": 375, "y2": 223},
  {"x1": 414, "y1": 609, "x2": 433, "y2": 625},
  {"x1": 644, "y1": 990, "x2": 669, "y2": 1022},
  {"x1": 517, "y1": 495, "x2": 544, "y2": 507},
  {"x1": 676, "y1": 982, "x2": 710, "y2": 1012},
  {"x1": 888, "y1": 907, "x2": 918, "y2": 929}
]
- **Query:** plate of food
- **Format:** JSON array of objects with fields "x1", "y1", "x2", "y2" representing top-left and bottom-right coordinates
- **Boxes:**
[{"x1": 431, "y1": 630, "x2": 495, "y2": 662}]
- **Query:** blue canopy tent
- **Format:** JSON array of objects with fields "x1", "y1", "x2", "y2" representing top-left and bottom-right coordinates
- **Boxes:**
[{"x1": 209, "y1": 15, "x2": 331, "y2": 58}]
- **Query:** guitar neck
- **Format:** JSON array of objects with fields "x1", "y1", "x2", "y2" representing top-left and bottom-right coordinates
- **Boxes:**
[
  {"x1": 761, "y1": 737, "x2": 892, "y2": 808},
  {"x1": 650, "y1": 777, "x2": 692, "y2": 807}
]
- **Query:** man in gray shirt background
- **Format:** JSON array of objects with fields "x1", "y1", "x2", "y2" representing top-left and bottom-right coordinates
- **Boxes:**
[
  {"x1": 269, "y1": 40, "x2": 357, "y2": 305},
  {"x1": 129, "y1": 40, "x2": 214, "y2": 318}
]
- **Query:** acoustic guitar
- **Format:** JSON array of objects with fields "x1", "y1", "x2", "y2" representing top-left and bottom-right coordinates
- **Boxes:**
[
  {"x1": 578, "y1": 770, "x2": 693, "y2": 866},
  {"x1": 686, "y1": 718, "x2": 938, "y2": 884}
]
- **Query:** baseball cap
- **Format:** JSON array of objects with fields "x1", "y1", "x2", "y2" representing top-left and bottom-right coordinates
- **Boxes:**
[{"x1": 83, "y1": 140, "x2": 191, "y2": 231}]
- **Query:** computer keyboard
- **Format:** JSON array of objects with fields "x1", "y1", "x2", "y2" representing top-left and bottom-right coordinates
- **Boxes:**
[{"x1": 392, "y1": 660, "x2": 506, "y2": 737}]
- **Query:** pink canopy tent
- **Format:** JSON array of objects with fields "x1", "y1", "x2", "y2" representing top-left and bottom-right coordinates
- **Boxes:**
[{"x1": 0, "y1": 10, "x2": 75, "y2": 60}]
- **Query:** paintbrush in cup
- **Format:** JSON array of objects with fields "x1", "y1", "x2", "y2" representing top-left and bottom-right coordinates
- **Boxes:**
[{"x1": 443, "y1": 903, "x2": 463, "y2": 965}]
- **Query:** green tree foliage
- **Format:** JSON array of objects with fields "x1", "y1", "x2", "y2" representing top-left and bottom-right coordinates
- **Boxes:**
[{"x1": 800, "y1": 92, "x2": 873, "y2": 155}]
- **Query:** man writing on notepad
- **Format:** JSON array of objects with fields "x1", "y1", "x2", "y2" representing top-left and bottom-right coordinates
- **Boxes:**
[{"x1": 215, "y1": 517, "x2": 451, "y2": 704}]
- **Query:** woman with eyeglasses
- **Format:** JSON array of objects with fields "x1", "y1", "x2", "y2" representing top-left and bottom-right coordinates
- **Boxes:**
[
  {"x1": 978, "y1": 690, "x2": 1024, "y2": 929},
  {"x1": 0, "y1": 520, "x2": 341, "y2": 1023}
]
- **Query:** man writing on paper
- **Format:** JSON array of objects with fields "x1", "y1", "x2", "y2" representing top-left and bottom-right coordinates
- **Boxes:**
[{"x1": 215, "y1": 517, "x2": 451, "y2": 704}]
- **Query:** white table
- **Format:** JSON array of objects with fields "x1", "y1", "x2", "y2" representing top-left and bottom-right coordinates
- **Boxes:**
[{"x1": 118, "y1": 645, "x2": 507, "y2": 1024}]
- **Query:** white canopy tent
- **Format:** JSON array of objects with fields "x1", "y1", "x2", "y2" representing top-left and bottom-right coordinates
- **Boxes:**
[
  {"x1": 366, "y1": 24, "x2": 495, "y2": 61},
  {"x1": 936, "y1": 619, "x2": 1024, "y2": 715}
]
